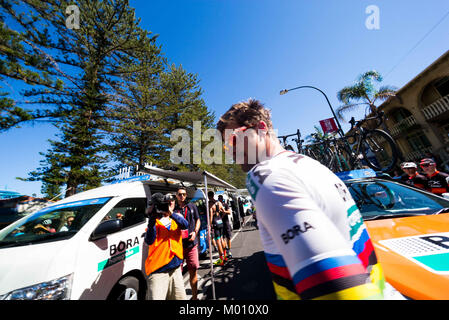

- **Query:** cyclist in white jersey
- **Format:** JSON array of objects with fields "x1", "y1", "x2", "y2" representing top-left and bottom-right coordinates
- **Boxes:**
[{"x1": 217, "y1": 99, "x2": 387, "y2": 300}]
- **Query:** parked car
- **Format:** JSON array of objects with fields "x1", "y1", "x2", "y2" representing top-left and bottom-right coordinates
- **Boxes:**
[{"x1": 340, "y1": 170, "x2": 449, "y2": 299}]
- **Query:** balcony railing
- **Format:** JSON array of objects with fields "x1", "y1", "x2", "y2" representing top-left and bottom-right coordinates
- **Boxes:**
[
  {"x1": 422, "y1": 94, "x2": 449, "y2": 120},
  {"x1": 404, "y1": 146, "x2": 434, "y2": 161},
  {"x1": 389, "y1": 115, "x2": 418, "y2": 137}
]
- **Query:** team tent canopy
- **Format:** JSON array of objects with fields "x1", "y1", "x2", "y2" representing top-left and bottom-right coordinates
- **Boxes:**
[
  {"x1": 139, "y1": 165, "x2": 237, "y2": 191},
  {"x1": 139, "y1": 164, "x2": 238, "y2": 300}
]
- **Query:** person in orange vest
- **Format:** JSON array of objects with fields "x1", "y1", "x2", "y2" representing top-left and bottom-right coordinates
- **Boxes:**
[{"x1": 144, "y1": 193, "x2": 189, "y2": 300}]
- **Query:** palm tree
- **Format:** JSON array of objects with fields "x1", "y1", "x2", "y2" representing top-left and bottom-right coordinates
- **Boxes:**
[
  {"x1": 305, "y1": 125, "x2": 331, "y2": 144},
  {"x1": 336, "y1": 70, "x2": 396, "y2": 121}
]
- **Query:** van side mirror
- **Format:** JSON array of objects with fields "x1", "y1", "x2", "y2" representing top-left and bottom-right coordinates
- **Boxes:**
[{"x1": 90, "y1": 219, "x2": 123, "y2": 241}]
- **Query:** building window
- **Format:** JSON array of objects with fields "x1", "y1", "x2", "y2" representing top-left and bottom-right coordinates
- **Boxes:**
[
  {"x1": 443, "y1": 123, "x2": 449, "y2": 144},
  {"x1": 391, "y1": 108, "x2": 412, "y2": 123},
  {"x1": 406, "y1": 131, "x2": 432, "y2": 152},
  {"x1": 434, "y1": 76, "x2": 449, "y2": 98}
]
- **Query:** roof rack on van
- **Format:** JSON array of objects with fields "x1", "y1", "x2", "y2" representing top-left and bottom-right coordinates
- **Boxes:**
[
  {"x1": 110, "y1": 174, "x2": 152, "y2": 184},
  {"x1": 335, "y1": 169, "x2": 377, "y2": 181},
  {"x1": 138, "y1": 164, "x2": 237, "y2": 190}
]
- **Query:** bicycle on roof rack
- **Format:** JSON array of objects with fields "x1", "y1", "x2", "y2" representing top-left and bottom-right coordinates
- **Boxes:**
[
  {"x1": 335, "y1": 111, "x2": 399, "y2": 172},
  {"x1": 278, "y1": 129, "x2": 303, "y2": 153},
  {"x1": 277, "y1": 112, "x2": 399, "y2": 173},
  {"x1": 303, "y1": 133, "x2": 352, "y2": 173},
  {"x1": 302, "y1": 111, "x2": 399, "y2": 173}
]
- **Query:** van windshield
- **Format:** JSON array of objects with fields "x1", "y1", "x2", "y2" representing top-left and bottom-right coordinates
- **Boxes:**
[{"x1": 0, "y1": 197, "x2": 111, "y2": 248}]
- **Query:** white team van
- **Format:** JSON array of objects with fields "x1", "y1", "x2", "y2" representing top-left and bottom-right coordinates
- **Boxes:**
[{"x1": 0, "y1": 175, "x2": 200, "y2": 300}]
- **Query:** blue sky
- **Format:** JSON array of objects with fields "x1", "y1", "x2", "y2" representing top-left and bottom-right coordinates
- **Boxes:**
[{"x1": 1, "y1": 0, "x2": 449, "y2": 197}]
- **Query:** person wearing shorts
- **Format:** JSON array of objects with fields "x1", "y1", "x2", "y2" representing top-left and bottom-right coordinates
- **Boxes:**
[
  {"x1": 208, "y1": 191, "x2": 226, "y2": 266},
  {"x1": 218, "y1": 195, "x2": 233, "y2": 258},
  {"x1": 175, "y1": 187, "x2": 201, "y2": 300}
]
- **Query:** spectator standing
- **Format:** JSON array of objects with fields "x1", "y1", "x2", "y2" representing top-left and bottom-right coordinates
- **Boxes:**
[
  {"x1": 218, "y1": 195, "x2": 233, "y2": 258},
  {"x1": 402, "y1": 162, "x2": 429, "y2": 191},
  {"x1": 174, "y1": 187, "x2": 201, "y2": 300},
  {"x1": 397, "y1": 162, "x2": 410, "y2": 184},
  {"x1": 144, "y1": 193, "x2": 188, "y2": 300},
  {"x1": 196, "y1": 200, "x2": 209, "y2": 258},
  {"x1": 208, "y1": 191, "x2": 226, "y2": 266},
  {"x1": 420, "y1": 158, "x2": 449, "y2": 196}
]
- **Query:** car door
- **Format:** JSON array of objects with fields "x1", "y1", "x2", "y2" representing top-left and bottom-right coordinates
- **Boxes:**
[{"x1": 75, "y1": 198, "x2": 147, "y2": 299}]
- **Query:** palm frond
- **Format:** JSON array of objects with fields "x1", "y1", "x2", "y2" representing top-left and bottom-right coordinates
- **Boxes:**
[
  {"x1": 336, "y1": 103, "x2": 367, "y2": 121},
  {"x1": 305, "y1": 125, "x2": 327, "y2": 143},
  {"x1": 337, "y1": 85, "x2": 366, "y2": 104},
  {"x1": 373, "y1": 85, "x2": 397, "y2": 101},
  {"x1": 357, "y1": 70, "x2": 383, "y2": 83}
]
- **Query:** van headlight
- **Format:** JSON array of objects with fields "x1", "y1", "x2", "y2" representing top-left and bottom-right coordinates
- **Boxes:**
[{"x1": 0, "y1": 274, "x2": 73, "y2": 300}]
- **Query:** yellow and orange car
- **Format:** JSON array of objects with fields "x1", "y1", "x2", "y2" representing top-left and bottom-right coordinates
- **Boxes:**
[{"x1": 340, "y1": 170, "x2": 449, "y2": 300}]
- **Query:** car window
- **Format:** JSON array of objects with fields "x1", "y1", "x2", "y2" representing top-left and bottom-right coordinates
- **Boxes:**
[
  {"x1": 0, "y1": 197, "x2": 112, "y2": 248},
  {"x1": 101, "y1": 198, "x2": 147, "y2": 229},
  {"x1": 346, "y1": 180, "x2": 449, "y2": 219}
]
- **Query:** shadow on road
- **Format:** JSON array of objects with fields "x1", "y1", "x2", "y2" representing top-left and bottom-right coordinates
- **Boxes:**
[{"x1": 202, "y1": 251, "x2": 276, "y2": 300}]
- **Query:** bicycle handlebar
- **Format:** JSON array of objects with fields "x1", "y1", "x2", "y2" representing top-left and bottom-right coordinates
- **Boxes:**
[
  {"x1": 278, "y1": 130, "x2": 301, "y2": 139},
  {"x1": 350, "y1": 111, "x2": 384, "y2": 130}
]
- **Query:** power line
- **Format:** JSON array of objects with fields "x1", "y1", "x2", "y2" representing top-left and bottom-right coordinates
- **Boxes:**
[{"x1": 385, "y1": 8, "x2": 449, "y2": 79}]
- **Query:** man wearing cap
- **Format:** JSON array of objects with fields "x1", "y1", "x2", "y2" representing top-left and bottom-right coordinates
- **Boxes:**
[
  {"x1": 144, "y1": 193, "x2": 189, "y2": 300},
  {"x1": 398, "y1": 162, "x2": 410, "y2": 183},
  {"x1": 402, "y1": 162, "x2": 429, "y2": 191},
  {"x1": 420, "y1": 158, "x2": 449, "y2": 196}
]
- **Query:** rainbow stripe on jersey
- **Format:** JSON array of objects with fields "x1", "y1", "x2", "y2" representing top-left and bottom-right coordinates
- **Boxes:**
[{"x1": 264, "y1": 204, "x2": 384, "y2": 300}]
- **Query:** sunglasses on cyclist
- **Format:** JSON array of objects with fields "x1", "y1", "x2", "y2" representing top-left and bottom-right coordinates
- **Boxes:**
[{"x1": 177, "y1": 192, "x2": 187, "y2": 197}]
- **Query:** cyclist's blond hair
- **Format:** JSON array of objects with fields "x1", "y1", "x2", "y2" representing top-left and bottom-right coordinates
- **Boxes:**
[{"x1": 217, "y1": 99, "x2": 273, "y2": 134}]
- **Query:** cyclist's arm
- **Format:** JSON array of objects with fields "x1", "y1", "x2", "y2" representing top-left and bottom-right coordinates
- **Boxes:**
[
  {"x1": 209, "y1": 205, "x2": 215, "y2": 226},
  {"x1": 222, "y1": 203, "x2": 232, "y2": 215},
  {"x1": 255, "y1": 172, "x2": 383, "y2": 300}
]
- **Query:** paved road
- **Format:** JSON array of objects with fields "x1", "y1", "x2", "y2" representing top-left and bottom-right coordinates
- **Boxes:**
[{"x1": 182, "y1": 216, "x2": 276, "y2": 300}]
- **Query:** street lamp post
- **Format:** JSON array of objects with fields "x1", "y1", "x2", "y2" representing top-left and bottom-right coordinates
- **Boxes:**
[{"x1": 280, "y1": 86, "x2": 345, "y2": 137}]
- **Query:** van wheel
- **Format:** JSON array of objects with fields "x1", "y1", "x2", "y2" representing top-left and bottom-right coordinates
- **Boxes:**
[{"x1": 108, "y1": 276, "x2": 140, "y2": 300}]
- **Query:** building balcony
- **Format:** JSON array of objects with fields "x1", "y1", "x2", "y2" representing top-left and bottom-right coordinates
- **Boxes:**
[
  {"x1": 422, "y1": 94, "x2": 449, "y2": 120},
  {"x1": 404, "y1": 146, "x2": 434, "y2": 162},
  {"x1": 389, "y1": 115, "x2": 418, "y2": 137}
]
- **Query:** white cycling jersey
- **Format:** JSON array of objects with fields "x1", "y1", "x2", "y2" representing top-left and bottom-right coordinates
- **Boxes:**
[{"x1": 246, "y1": 151, "x2": 385, "y2": 300}]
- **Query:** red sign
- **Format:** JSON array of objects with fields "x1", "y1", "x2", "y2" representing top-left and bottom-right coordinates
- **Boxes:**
[{"x1": 319, "y1": 118, "x2": 338, "y2": 134}]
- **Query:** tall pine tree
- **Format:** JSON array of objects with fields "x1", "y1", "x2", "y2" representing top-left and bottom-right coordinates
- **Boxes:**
[
  {"x1": 0, "y1": 0, "x2": 62, "y2": 131},
  {"x1": 7, "y1": 0, "x2": 155, "y2": 197},
  {"x1": 108, "y1": 62, "x2": 215, "y2": 171}
]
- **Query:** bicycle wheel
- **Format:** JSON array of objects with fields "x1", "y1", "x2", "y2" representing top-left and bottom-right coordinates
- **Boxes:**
[
  {"x1": 332, "y1": 141, "x2": 352, "y2": 172},
  {"x1": 323, "y1": 148, "x2": 338, "y2": 172},
  {"x1": 360, "y1": 129, "x2": 399, "y2": 172},
  {"x1": 334, "y1": 152, "x2": 352, "y2": 172},
  {"x1": 285, "y1": 144, "x2": 295, "y2": 152},
  {"x1": 330, "y1": 140, "x2": 353, "y2": 171},
  {"x1": 318, "y1": 144, "x2": 333, "y2": 167},
  {"x1": 305, "y1": 145, "x2": 319, "y2": 161}
]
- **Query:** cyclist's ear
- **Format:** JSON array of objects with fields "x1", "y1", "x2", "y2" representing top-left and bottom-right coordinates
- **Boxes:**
[{"x1": 257, "y1": 121, "x2": 268, "y2": 131}]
